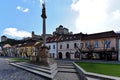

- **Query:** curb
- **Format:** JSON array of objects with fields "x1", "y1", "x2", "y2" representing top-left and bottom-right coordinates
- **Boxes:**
[
  {"x1": 73, "y1": 62, "x2": 120, "y2": 80},
  {"x1": 73, "y1": 62, "x2": 88, "y2": 80}
]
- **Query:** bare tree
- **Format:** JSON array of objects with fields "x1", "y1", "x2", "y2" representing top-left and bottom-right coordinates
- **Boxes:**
[
  {"x1": 101, "y1": 39, "x2": 111, "y2": 60},
  {"x1": 101, "y1": 39, "x2": 107, "y2": 52},
  {"x1": 86, "y1": 43, "x2": 95, "y2": 59},
  {"x1": 76, "y1": 43, "x2": 83, "y2": 60}
]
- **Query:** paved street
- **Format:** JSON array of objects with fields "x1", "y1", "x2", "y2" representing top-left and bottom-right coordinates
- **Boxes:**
[{"x1": 0, "y1": 58, "x2": 48, "y2": 80}]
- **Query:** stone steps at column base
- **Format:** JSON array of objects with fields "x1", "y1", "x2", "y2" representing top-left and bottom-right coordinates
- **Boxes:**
[
  {"x1": 17, "y1": 62, "x2": 57, "y2": 74},
  {"x1": 10, "y1": 62, "x2": 58, "y2": 80},
  {"x1": 58, "y1": 65, "x2": 75, "y2": 69},
  {"x1": 17, "y1": 62, "x2": 57, "y2": 71},
  {"x1": 58, "y1": 68, "x2": 78, "y2": 73}
]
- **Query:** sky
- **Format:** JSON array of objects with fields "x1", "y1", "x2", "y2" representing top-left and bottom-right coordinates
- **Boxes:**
[{"x1": 0, "y1": 0, "x2": 120, "y2": 40}]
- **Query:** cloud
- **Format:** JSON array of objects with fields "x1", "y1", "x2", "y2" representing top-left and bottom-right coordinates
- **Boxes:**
[
  {"x1": 16, "y1": 6, "x2": 21, "y2": 10},
  {"x1": 3, "y1": 28, "x2": 31, "y2": 38},
  {"x1": 39, "y1": 0, "x2": 44, "y2": 4},
  {"x1": 16, "y1": 6, "x2": 29, "y2": 13},
  {"x1": 39, "y1": 0, "x2": 47, "y2": 5},
  {"x1": 112, "y1": 10, "x2": 120, "y2": 20},
  {"x1": 23, "y1": 8, "x2": 29, "y2": 12},
  {"x1": 71, "y1": 0, "x2": 113, "y2": 34}
]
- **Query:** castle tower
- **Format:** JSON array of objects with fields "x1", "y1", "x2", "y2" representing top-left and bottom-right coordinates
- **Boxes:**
[
  {"x1": 1, "y1": 35, "x2": 7, "y2": 42},
  {"x1": 32, "y1": 31, "x2": 35, "y2": 38}
]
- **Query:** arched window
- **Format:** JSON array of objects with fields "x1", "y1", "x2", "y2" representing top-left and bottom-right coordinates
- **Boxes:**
[
  {"x1": 66, "y1": 52, "x2": 70, "y2": 59},
  {"x1": 74, "y1": 43, "x2": 77, "y2": 48},
  {"x1": 75, "y1": 51, "x2": 80, "y2": 58},
  {"x1": 58, "y1": 52, "x2": 62, "y2": 59},
  {"x1": 66, "y1": 44, "x2": 69, "y2": 49}
]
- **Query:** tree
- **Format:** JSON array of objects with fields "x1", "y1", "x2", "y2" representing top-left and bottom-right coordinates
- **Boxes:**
[
  {"x1": 101, "y1": 39, "x2": 111, "y2": 60},
  {"x1": 86, "y1": 43, "x2": 95, "y2": 59},
  {"x1": 76, "y1": 43, "x2": 83, "y2": 60}
]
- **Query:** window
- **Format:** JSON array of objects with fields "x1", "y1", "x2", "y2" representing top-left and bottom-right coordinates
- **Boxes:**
[
  {"x1": 105, "y1": 40, "x2": 111, "y2": 48},
  {"x1": 74, "y1": 43, "x2": 77, "y2": 48},
  {"x1": 53, "y1": 45, "x2": 55, "y2": 49},
  {"x1": 94, "y1": 41, "x2": 99, "y2": 48},
  {"x1": 85, "y1": 42, "x2": 88, "y2": 48},
  {"x1": 80, "y1": 43, "x2": 83, "y2": 48},
  {"x1": 67, "y1": 44, "x2": 69, "y2": 49},
  {"x1": 53, "y1": 53, "x2": 55, "y2": 58},
  {"x1": 49, "y1": 45, "x2": 51, "y2": 49},
  {"x1": 75, "y1": 51, "x2": 80, "y2": 58},
  {"x1": 60, "y1": 44, "x2": 62, "y2": 49}
]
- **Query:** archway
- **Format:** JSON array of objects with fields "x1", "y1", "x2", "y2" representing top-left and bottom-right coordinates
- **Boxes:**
[
  {"x1": 75, "y1": 51, "x2": 80, "y2": 58},
  {"x1": 66, "y1": 52, "x2": 70, "y2": 59},
  {"x1": 58, "y1": 52, "x2": 62, "y2": 59}
]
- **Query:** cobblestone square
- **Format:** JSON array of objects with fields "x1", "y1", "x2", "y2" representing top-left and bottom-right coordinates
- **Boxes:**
[{"x1": 0, "y1": 58, "x2": 48, "y2": 80}]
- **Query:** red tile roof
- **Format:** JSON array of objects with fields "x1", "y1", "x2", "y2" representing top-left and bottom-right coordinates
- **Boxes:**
[
  {"x1": 46, "y1": 36, "x2": 61, "y2": 43},
  {"x1": 57, "y1": 34, "x2": 82, "y2": 42},
  {"x1": 82, "y1": 31, "x2": 117, "y2": 40},
  {"x1": 46, "y1": 31, "x2": 118, "y2": 43}
]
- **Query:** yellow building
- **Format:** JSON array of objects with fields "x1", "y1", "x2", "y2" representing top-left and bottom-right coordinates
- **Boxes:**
[{"x1": 18, "y1": 42, "x2": 40, "y2": 57}]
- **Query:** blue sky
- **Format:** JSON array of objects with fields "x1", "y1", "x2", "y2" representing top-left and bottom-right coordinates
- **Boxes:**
[{"x1": 0, "y1": 0, "x2": 120, "y2": 39}]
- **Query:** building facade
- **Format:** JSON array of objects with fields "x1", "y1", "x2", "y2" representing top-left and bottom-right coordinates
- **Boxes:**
[
  {"x1": 81, "y1": 31, "x2": 119, "y2": 60},
  {"x1": 1, "y1": 29, "x2": 120, "y2": 61},
  {"x1": 46, "y1": 31, "x2": 120, "y2": 61},
  {"x1": 118, "y1": 34, "x2": 120, "y2": 61},
  {"x1": 46, "y1": 36, "x2": 61, "y2": 58},
  {"x1": 57, "y1": 34, "x2": 82, "y2": 59}
]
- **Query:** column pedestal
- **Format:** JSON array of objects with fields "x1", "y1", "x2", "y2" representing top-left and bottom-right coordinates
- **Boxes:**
[{"x1": 37, "y1": 46, "x2": 55, "y2": 66}]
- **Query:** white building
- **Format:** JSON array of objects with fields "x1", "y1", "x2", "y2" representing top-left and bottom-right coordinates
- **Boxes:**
[
  {"x1": 57, "y1": 34, "x2": 82, "y2": 59},
  {"x1": 46, "y1": 36, "x2": 61, "y2": 58}
]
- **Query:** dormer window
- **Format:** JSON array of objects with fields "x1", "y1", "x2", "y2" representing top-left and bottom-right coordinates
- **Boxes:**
[{"x1": 55, "y1": 39, "x2": 57, "y2": 41}]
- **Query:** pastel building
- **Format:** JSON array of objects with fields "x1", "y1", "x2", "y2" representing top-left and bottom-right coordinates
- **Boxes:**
[
  {"x1": 118, "y1": 34, "x2": 120, "y2": 61},
  {"x1": 57, "y1": 34, "x2": 82, "y2": 59},
  {"x1": 81, "y1": 31, "x2": 119, "y2": 60},
  {"x1": 46, "y1": 36, "x2": 61, "y2": 58},
  {"x1": 46, "y1": 31, "x2": 120, "y2": 61}
]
